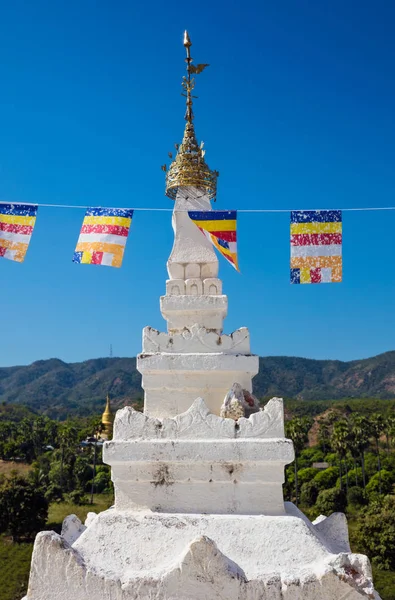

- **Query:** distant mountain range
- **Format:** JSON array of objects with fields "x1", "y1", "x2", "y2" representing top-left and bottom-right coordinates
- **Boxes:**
[{"x1": 1, "y1": 352, "x2": 395, "y2": 418}]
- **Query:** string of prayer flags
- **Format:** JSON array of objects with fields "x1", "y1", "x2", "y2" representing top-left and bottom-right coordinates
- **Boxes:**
[
  {"x1": 0, "y1": 203, "x2": 38, "y2": 262},
  {"x1": 0, "y1": 201, "x2": 348, "y2": 283},
  {"x1": 290, "y1": 210, "x2": 342, "y2": 284},
  {"x1": 73, "y1": 207, "x2": 134, "y2": 268},
  {"x1": 188, "y1": 210, "x2": 239, "y2": 271}
]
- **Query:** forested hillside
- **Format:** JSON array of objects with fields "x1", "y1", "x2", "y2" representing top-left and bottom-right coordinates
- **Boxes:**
[
  {"x1": 0, "y1": 358, "x2": 141, "y2": 418},
  {"x1": 2, "y1": 351, "x2": 395, "y2": 417}
]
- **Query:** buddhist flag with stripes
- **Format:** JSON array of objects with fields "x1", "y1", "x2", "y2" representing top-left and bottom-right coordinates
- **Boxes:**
[
  {"x1": 188, "y1": 210, "x2": 239, "y2": 271},
  {"x1": 73, "y1": 207, "x2": 134, "y2": 268},
  {"x1": 290, "y1": 210, "x2": 342, "y2": 284},
  {"x1": 0, "y1": 203, "x2": 38, "y2": 262}
]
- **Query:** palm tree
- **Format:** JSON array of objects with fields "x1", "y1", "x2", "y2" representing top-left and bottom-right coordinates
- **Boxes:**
[
  {"x1": 331, "y1": 419, "x2": 351, "y2": 493},
  {"x1": 90, "y1": 422, "x2": 103, "y2": 505},
  {"x1": 318, "y1": 420, "x2": 331, "y2": 454},
  {"x1": 58, "y1": 423, "x2": 78, "y2": 491},
  {"x1": 385, "y1": 415, "x2": 395, "y2": 453},
  {"x1": 370, "y1": 413, "x2": 384, "y2": 494},
  {"x1": 286, "y1": 417, "x2": 312, "y2": 506},
  {"x1": 350, "y1": 414, "x2": 370, "y2": 489},
  {"x1": 347, "y1": 426, "x2": 359, "y2": 486}
]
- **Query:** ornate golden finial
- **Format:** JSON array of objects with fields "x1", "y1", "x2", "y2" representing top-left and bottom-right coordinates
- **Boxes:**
[
  {"x1": 165, "y1": 31, "x2": 218, "y2": 200},
  {"x1": 182, "y1": 30, "x2": 194, "y2": 124},
  {"x1": 181, "y1": 30, "x2": 209, "y2": 123}
]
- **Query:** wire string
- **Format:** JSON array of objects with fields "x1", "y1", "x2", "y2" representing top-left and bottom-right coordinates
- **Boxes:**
[{"x1": 1, "y1": 200, "x2": 395, "y2": 213}]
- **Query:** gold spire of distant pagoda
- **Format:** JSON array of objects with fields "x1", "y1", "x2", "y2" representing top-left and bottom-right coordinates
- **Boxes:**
[
  {"x1": 101, "y1": 393, "x2": 114, "y2": 440},
  {"x1": 165, "y1": 31, "x2": 218, "y2": 200}
]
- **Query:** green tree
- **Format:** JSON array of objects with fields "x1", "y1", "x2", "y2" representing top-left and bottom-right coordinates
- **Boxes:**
[
  {"x1": 337, "y1": 467, "x2": 363, "y2": 489},
  {"x1": 313, "y1": 466, "x2": 340, "y2": 491},
  {"x1": 297, "y1": 467, "x2": 317, "y2": 485},
  {"x1": 365, "y1": 470, "x2": 394, "y2": 499},
  {"x1": 298, "y1": 447, "x2": 324, "y2": 467},
  {"x1": 300, "y1": 481, "x2": 319, "y2": 507},
  {"x1": 347, "y1": 486, "x2": 366, "y2": 507},
  {"x1": 0, "y1": 476, "x2": 48, "y2": 541},
  {"x1": 12, "y1": 418, "x2": 35, "y2": 462},
  {"x1": 48, "y1": 453, "x2": 75, "y2": 494},
  {"x1": 355, "y1": 496, "x2": 395, "y2": 570},
  {"x1": 93, "y1": 470, "x2": 112, "y2": 493},
  {"x1": 315, "y1": 487, "x2": 347, "y2": 515},
  {"x1": 0, "y1": 421, "x2": 16, "y2": 458},
  {"x1": 65, "y1": 489, "x2": 88, "y2": 505}
]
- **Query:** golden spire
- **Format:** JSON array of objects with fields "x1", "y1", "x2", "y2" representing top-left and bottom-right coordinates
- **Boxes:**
[
  {"x1": 182, "y1": 30, "x2": 208, "y2": 124},
  {"x1": 165, "y1": 31, "x2": 219, "y2": 200},
  {"x1": 101, "y1": 393, "x2": 114, "y2": 440}
]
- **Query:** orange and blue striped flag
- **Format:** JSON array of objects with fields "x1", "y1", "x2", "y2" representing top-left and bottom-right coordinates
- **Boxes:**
[
  {"x1": 0, "y1": 203, "x2": 38, "y2": 262},
  {"x1": 188, "y1": 210, "x2": 239, "y2": 271},
  {"x1": 73, "y1": 207, "x2": 134, "y2": 268},
  {"x1": 290, "y1": 210, "x2": 342, "y2": 284}
]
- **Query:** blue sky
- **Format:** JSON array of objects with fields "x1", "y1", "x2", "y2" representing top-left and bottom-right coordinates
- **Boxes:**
[{"x1": 1, "y1": 0, "x2": 395, "y2": 366}]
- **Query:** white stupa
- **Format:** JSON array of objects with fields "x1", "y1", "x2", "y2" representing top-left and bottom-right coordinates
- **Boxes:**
[{"x1": 24, "y1": 32, "x2": 380, "y2": 600}]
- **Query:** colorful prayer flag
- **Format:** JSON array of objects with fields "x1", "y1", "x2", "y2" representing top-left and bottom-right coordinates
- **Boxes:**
[
  {"x1": 188, "y1": 210, "x2": 239, "y2": 270},
  {"x1": 0, "y1": 203, "x2": 38, "y2": 262},
  {"x1": 73, "y1": 207, "x2": 134, "y2": 268},
  {"x1": 290, "y1": 210, "x2": 342, "y2": 284}
]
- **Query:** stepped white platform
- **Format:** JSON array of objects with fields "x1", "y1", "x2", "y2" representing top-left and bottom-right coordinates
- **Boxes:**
[{"x1": 26, "y1": 398, "x2": 378, "y2": 600}]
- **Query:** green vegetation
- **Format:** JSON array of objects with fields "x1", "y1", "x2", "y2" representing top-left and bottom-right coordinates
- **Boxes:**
[
  {"x1": 0, "y1": 494, "x2": 114, "y2": 600},
  {"x1": 47, "y1": 493, "x2": 113, "y2": 530},
  {"x1": 256, "y1": 351, "x2": 395, "y2": 400},
  {"x1": 0, "y1": 406, "x2": 115, "y2": 600},
  {"x1": 0, "y1": 357, "x2": 143, "y2": 418},
  {"x1": 1, "y1": 379, "x2": 395, "y2": 599},
  {"x1": 0, "y1": 477, "x2": 48, "y2": 541},
  {"x1": 285, "y1": 404, "x2": 395, "y2": 600},
  {"x1": 355, "y1": 496, "x2": 395, "y2": 571},
  {"x1": 373, "y1": 568, "x2": 395, "y2": 600},
  {"x1": 284, "y1": 397, "x2": 395, "y2": 419},
  {"x1": 0, "y1": 536, "x2": 33, "y2": 600}
]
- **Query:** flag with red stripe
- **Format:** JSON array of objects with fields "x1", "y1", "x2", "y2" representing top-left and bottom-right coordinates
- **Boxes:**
[
  {"x1": 188, "y1": 210, "x2": 239, "y2": 271},
  {"x1": 73, "y1": 207, "x2": 134, "y2": 268},
  {"x1": 290, "y1": 210, "x2": 342, "y2": 284},
  {"x1": 0, "y1": 203, "x2": 38, "y2": 262}
]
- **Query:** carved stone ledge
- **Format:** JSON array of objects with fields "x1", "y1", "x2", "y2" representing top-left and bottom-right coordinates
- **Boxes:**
[
  {"x1": 142, "y1": 324, "x2": 251, "y2": 354},
  {"x1": 112, "y1": 396, "x2": 285, "y2": 441}
]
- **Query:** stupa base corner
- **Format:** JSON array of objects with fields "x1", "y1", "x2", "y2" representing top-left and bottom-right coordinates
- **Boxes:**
[{"x1": 25, "y1": 505, "x2": 380, "y2": 600}]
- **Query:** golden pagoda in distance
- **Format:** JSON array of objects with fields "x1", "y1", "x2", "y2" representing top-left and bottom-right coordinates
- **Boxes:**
[{"x1": 101, "y1": 393, "x2": 114, "y2": 440}]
